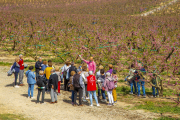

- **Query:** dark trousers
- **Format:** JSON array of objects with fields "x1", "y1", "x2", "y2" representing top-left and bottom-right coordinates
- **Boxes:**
[
  {"x1": 37, "y1": 89, "x2": 45, "y2": 103},
  {"x1": 85, "y1": 84, "x2": 88, "y2": 97},
  {"x1": 98, "y1": 89, "x2": 102, "y2": 97},
  {"x1": 14, "y1": 72, "x2": 19, "y2": 86},
  {"x1": 64, "y1": 77, "x2": 69, "y2": 91},
  {"x1": 45, "y1": 79, "x2": 49, "y2": 92},
  {"x1": 74, "y1": 88, "x2": 83, "y2": 105}
]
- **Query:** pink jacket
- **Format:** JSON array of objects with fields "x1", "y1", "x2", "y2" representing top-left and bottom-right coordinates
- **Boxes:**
[{"x1": 83, "y1": 59, "x2": 96, "y2": 74}]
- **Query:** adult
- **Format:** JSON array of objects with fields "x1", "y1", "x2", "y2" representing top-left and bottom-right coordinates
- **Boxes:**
[
  {"x1": 87, "y1": 71, "x2": 100, "y2": 107},
  {"x1": 73, "y1": 69, "x2": 84, "y2": 106},
  {"x1": 44, "y1": 62, "x2": 53, "y2": 92},
  {"x1": 11, "y1": 58, "x2": 20, "y2": 88},
  {"x1": 18, "y1": 54, "x2": 25, "y2": 86},
  {"x1": 79, "y1": 55, "x2": 96, "y2": 74},
  {"x1": 61, "y1": 60, "x2": 71, "y2": 91},
  {"x1": 81, "y1": 65, "x2": 89, "y2": 102},
  {"x1": 106, "y1": 64, "x2": 113, "y2": 74},
  {"x1": 25, "y1": 66, "x2": 36, "y2": 99},
  {"x1": 41, "y1": 60, "x2": 47, "y2": 71},
  {"x1": 96, "y1": 65, "x2": 104, "y2": 99},
  {"x1": 69, "y1": 62, "x2": 78, "y2": 74},
  {"x1": 49, "y1": 69, "x2": 58, "y2": 104},
  {"x1": 35, "y1": 57, "x2": 43, "y2": 79},
  {"x1": 97, "y1": 69, "x2": 106, "y2": 102}
]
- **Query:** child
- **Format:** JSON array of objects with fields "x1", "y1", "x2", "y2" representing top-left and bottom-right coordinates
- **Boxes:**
[
  {"x1": 25, "y1": 66, "x2": 36, "y2": 99},
  {"x1": 112, "y1": 70, "x2": 118, "y2": 103},
  {"x1": 68, "y1": 71, "x2": 76, "y2": 105},
  {"x1": 55, "y1": 67, "x2": 61, "y2": 96},
  {"x1": 104, "y1": 72, "x2": 115, "y2": 106},
  {"x1": 97, "y1": 69, "x2": 106, "y2": 102},
  {"x1": 37, "y1": 70, "x2": 47, "y2": 104},
  {"x1": 150, "y1": 73, "x2": 159, "y2": 98},
  {"x1": 49, "y1": 69, "x2": 58, "y2": 104}
]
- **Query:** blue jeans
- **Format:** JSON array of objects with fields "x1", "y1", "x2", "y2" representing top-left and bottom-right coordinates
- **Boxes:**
[
  {"x1": 14, "y1": 72, "x2": 19, "y2": 85},
  {"x1": 137, "y1": 81, "x2": 146, "y2": 96},
  {"x1": 152, "y1": 83, "x2": 159, "y2": 96},
  {"x1": 71, "y1": 90, "x2": 74, "y2": 102},
  {"x1": 88, "y1": 91, "x2": 98, "y2": 105},
  {"x1": 28, "y1": 84, "x2": 35, "y2": 97},
  {"x1": 101, "y1": 89, "x2": 106, "y2": 99},
  {"x1": 130, "y1": 80, "x2": 137, "y2": 93}
]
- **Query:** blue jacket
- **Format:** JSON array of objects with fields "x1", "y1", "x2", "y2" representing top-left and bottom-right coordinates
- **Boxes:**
[
  {"x1": 11, "y1": 62, "x2": 20, "y2": 73},
  {"x1": 25, "y1": 70, "x2": 36, "y2": 84},
  {"x1": 41, "y1": 64, "x2": 47, "y2": 71}
]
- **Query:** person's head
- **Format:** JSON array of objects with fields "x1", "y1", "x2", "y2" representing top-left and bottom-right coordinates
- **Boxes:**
[
  {"x1": 71, "y1": 71, "x2": 76, "y2": 76},
  {"x1": 29, "y1": 66, "x2": 34, "y2": 71},
  {"x1": 65, "y1": 60, "x2": 71, "y2": 66},
  {"x1": 48, "y1": 62, "x2": 52, "y2": 67},
  {"x1": 112, "y1": 70, "x2": 116, "y2": 75},
  {"x1": 77, "y1": 69, "x2": 82, "y2": 74},
  {"x1": 108, "y1": 64, "x2": 113, "y2": 69},
  {"x1": 100, "y1": 69, "x2": 104, "y2": 75},
  {"x1": 89, "y1": 71, "x2": 93, "y2": 75},
  {"x1": 43, "y1": 60, "x2": 47, "y2": 65},
  {"x1": 39, "y1": 57, "x2": 42, "y2": 62},
  {"x1": 39, "y1": 70, "x2": 44, "y2": 75},
  {"x1": 99, "y1": 65, "x2": 104, "y2": 70},
  {"x1": 15, "y1": 57, "x2": 20, "y2": 62},
  {"x1": 71, "y1": 62, "x2": 75, "y2": 66},
  {"x1": 130, "y1": 64, "x2": 134, "y2": 68},
  {"x1": 51, "y1": 69, "x2": 55, "y2": 73},
  {"x1": 90, "y1": 57, "x2": 93, "y2": 62},
  {"x1": 82, "y1": 65, "x2": 87, "y2": 71},
  {"x1": 55, "y1": 67, "x2": 59, "y2": 72},
  {"x1": 19, "y1": 54, "x2": 23, "y2": 59},
  {"x1": 48, "y1": 60, "x2": 52, "y2": 63},
  {"x1": 106, "y1": 72, "x2": 111, "y2": 77}
]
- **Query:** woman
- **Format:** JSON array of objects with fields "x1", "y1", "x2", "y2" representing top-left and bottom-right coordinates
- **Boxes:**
[
  {"x1": 41, "y1": 60, "x2": 47, "y2": 71},
  {"x1": 68, "y1": 71, "x2": 76, "y2": 105},
  {"x1": 61, "y1": 60, "x2": 71, "y2": 91},
  {"x1": 11, "y1": 57, "x2": 20, "y2": 88},
  {"x1": 87, "y1": 71, "x2": 100, "y2": 107},
  {"x1": 81, "y1": 65, "x2": 89, "y2": 102},
  {"x1": 104, "y1": 72, "x2": 115, "y2": 106},
  {"x1": 26, "y1": 66, "x2": 36, "y2": 99}
]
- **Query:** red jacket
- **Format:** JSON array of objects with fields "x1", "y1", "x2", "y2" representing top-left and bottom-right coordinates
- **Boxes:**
[
  {"x1": 87, "y1": 75, "x2": 97, "y2": 91},
  {"x1": 18, "y1": 59, "x2": 24, "y2": 70}
]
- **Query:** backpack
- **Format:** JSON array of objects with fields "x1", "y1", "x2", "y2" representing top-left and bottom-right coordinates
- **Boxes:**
[
  {"x1": 73, "y1": 74, "x2": 81, "y2": 88},
  {"x1": 37, "y1": 76, "x2": 45, "y2": 87},
  {"x1": 63, "y1": 66, "x2": 70, "y2": 78},
  {"x1": 107, "y1": 78, "x2": 115, "y2": 90}
]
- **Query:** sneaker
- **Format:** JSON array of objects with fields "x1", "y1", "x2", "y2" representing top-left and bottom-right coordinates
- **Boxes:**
[
  {"x1": 72, "y1": 102, "x2": 74, "y2": 105},
  {"x1": 97, "y1": 104, "x2": 100, "y2": 107},
  {"x1": 90, "y1": 104, "x2": 93, "y2": 107},
  {"x1": 27, "y1": 96, "x2": 30, "y2": 99},
  {"x1": 129, "y1": 92, "x2": 133, "y2": 95},
  {"x1": 114, "y1": 101, "x2": 117, "y2": 103},
  {"x1": 31, "y1": 97, "x2": 35, "y2": 99},
  {"x1": 107, "y1": 103, "x2": 112, "y2": 106},
  {"x1": 112, "y1": 103, "x2": 114, "y2": 106},
  {"x1": 143, "y1": 95, "x2": 146, "y2": 98},
  {"x1": 101, "y1": 99, "x2": 107, "y2": 103},
  {"x1": 86, "y1": 97, "x2": 89, "y2": 99},
  {"x1": 156, "y1": 95, "x2": 159, "y2": 98},
  {"x1": 58, "y1": 93, "x2": 61, "y2": 96},
  {"x1": 137, "y1": 95, "x2": 140, "y2": 97},
  {"x1": 83, "y1": 99, "x2": 88, "y2": 102},
  {"x1": 14, "y1": 85, "x2": 19, "y2": 88},
  {"x1": 36, "y1": 102, "x2": 40, "y2": 104}
]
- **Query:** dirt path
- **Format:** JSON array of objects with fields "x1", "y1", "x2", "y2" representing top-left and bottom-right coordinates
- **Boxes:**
[
  {"x1": 140, "y1": 0, "x2": 179, "y2": 16},
  {"x1": 0, "y1": 66, "x2": 160, "y2": 120}
]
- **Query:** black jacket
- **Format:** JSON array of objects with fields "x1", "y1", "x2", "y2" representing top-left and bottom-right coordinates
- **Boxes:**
[
  {"x1": 35, "y1": 61, "x2": 43, "y2": 73},
  {"x1": 49, "y1": 73, "x2": 58, "y2": 90},
  {"x1": 69, "y1": 65, "x2": 78, "y2": 75},
  {"x1": 37, "y1": 75, "x2": 47, "y2": 87}
]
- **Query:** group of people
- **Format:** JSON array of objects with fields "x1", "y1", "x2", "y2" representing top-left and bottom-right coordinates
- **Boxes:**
[{"x1": 10, "y1": 54, "x2": 159, "y2": 106}]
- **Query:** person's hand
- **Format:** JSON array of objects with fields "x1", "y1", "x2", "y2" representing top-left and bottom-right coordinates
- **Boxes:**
[
  {"x1": 52, "y1": 85, "x2": 54, "y2": 89},
  {"x1": 22, "y1": 64, "x2": 24, "y2": 66},
  {"x1": 39, "y1": 67, "x2": 41, "y2": 69}
]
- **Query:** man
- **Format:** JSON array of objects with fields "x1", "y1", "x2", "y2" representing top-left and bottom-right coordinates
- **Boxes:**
[
  {"x1": 18, "y1": 54, "x2": 25, "y2": 86},
  {"x1": 79, "y1": 55, "x2": 96, "y2": 74},
  {"x1": 35, "y1": 57, "x2": 43, "y2": 79},
  {"x1": 49, "y1": 69, "x2": 58, "y2": 104},
  {"x1": 69, "y1": 62, "x2": 78, "y2": 74},
  {"x1": 106, "y1": 64, "x2": 113, "y2": 74},
  {"x1": 73, "y1": 69, "x2": 84, "y2": 106}
]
